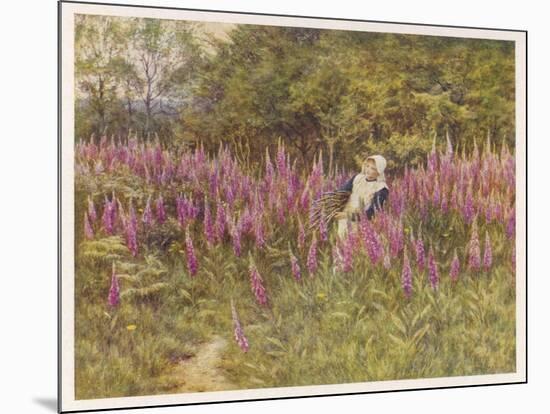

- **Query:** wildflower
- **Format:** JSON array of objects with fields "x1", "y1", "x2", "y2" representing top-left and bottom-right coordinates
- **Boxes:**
[
  {"x1": 142, "y1": 196, "x2": 153, "y2": 227},
  {"x1": 319, "y1": 209, "x2": 328, "y2": 242},
  {"x1": 383, "y1": 251, "x2": 391, "y2": 270},
  {"x1": 230, "y1": 218, "x2": 242, "y2": 257},
  {"x1": 249, "y1": 255, "x2": 267, "y2": 306},
  {"x1": 108, "y1": 262, "x2": 120, "y2": 308},
  {"x1": 156, "y1": 194, "x2": 166, "y2": 224},
  {"x1": 307, "y1": 236, "x2": 318, "y2": 276},
  {"x1": 126, "y1": 201, "x2": 138, "y2": 257},
  {"x1": 84, "y1": 212, "x2": 94, "y2": 240},
  {"x1": 506, "y1": 210, "x2": 515, "y2": 239},
  {"x1": 360, "y1": 217, "x2": 384, "y2": 264},
  {"x1": 467, "y1": 219, "x2": 481, "y2": 272},
  {"x1": 87, "y1": 195, "x2": 97, "y2": 223},
  {"x1": 483, "y1": 231, "x2": 493, "y2": 271},
  {"x1": 340, "y1": 235, "x2": 353, "y2": 273},
  {"x1": 414, "y1": 232, "x2": 426, "y2": 271},
  {"x1": 401, "y1": 248, "x2": 413, "y2": 299},
  {"x1": 297, "y1": 217, "x2": 305, "y2": 249},
  {"x1": 203, "y1": 200, "x2": 215, "y2": 247},
  {"x1": 102, "y1": 195, "x2": 116, "y2": 235},
  {"x1": 428, "y1": 246, "x2": 439, "y2": 290},
  {"x1": 450, "y1": 250, "x2": 460, "y2": 283},
  {"x1": 289, "y1": 247, "x2": 302, "y2": 281},
  {"x1": 231, "y1": 300, "x2": 249, "y2": 353},
  {"x1": 463, "y1": 185, "x2": 475, "y2": 224},
  {"x1": 184, "y1": 228, "x2": 198, "y2": 277},
  {"x1": 214, "y1": 201, "x2": 226, "y2": 241}
]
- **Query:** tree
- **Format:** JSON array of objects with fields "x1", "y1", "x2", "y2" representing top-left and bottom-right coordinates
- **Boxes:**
[
  {"x1": 75, "y1": 15, "x2": 128, "y2": 140},
  {"x1": 129, "y1": 18, "x2": 202, "y2": 140}
]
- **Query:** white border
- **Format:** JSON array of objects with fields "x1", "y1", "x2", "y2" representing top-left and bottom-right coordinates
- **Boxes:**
[{"x1": 60, "y1": 2, "x2": 527, "y2": 412}]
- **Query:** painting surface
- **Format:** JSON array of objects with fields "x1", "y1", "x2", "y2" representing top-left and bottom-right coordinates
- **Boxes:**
[{"x1": 73, "y1": 13, "x2": 517, "y2": 399}]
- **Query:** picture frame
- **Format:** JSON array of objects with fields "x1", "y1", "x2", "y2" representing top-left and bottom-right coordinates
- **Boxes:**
[{"x1": 58, "y1": 1, "x2": 527, "y2": 412}]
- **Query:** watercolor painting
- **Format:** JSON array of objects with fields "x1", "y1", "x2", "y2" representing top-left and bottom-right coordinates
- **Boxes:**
[{"x1": 60, "y1": 3, "x2": 526, "y2": 410}]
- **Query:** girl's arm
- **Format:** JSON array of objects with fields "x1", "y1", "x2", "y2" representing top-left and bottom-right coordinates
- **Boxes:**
[
  {"x1": 337, "y1": 174, "x2": 357, "y2": 192},
  {"x1": 366, "y1": 188, "x2": 389, "y2": 219}
]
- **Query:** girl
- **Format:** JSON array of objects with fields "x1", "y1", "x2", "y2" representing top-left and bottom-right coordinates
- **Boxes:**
[
  {"x1": 310, "y1": 155, "x2": 389, "y2": 238},
  {"x1": 335, "y1": 155, "x2": 389, "y2": 237}
]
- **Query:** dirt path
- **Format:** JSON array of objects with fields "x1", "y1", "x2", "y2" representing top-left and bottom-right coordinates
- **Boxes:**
[{"x1": 171, "y1": 335, "x2": 236, "y2": 393}]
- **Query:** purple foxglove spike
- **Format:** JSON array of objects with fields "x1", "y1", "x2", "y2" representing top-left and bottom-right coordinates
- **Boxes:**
[
  {"x1": 441, "y1": 191, "x2": 449, "y2": 213},
  {"x1": 483, "y1": 231, "x2": 493, "y2": 271},
  {"x1": 215, "y1": 202, "x2": 226, "y2": 242},
  {"x1": 126, "y1": 202, "x2": 138, "y2": 257},
  {"x1": 289, "y1": 249, "x2": 302, "y2": 281},
  {"x1": 142, "y1": 196, "x2": 153, "y2": 227},
  {"x1": 87, "y1": 196, "x2": 97, "y2": 223},
  {"x1": 401, "y1": 249, "x2": 413, "y2": 299},
  {"x1": 319, "y1": 209, "x2": 328, "y2": 242},
  {"x1": 342, "y1": 235, "x2": 353, "y2": 272},
  {"x1": 108, "y1": 262, "x2": 120, "y2": 308},
  {"x1": 297, "y1": 218, "x2": 305, "y2": 249},
  {"x1": 383, "y1": 251, "x2": 391, "y2": 270},
  {"x1": 415, "y1": 236, "x2": 426, "y2": 271},
  {"x1": 433, "y1": 177, "x2": 441, "y2": 206},
  {"x1": 276, "y1": 144, "x2": 287, "y2": 178},
  {"x1": 506, "y1": 209, "x2": 515, "y2": 239},
  {"x1": 307, "y1": 236, "x2": 318, "y2": 276},
  {"x1": 467, "y1": 219, "x2": 481, "y2": 272},
  {"x1": 84, "y1": 212, "x2": 94, "y2": 240},
  {"x1": 428, "y1": 247, "x2": 440, "y2": 290},
  {"x1": 185, "y1": 228, "x2": 198, "y2": 277},
  {"x1": 249, "y1": 256, "x2": 268, "y2": 306},
  {"x1": 450, "y1": 250, "x2": 460, "y2": 282},
  {"x1": 102, "y1": 196, "x2": 114, "y2": 235},
  {"x1": 254, "y1": 217, "x2": 266, "y2": 249},
  {"x1": 203, "y1": 200, "x2": 215, "y2": 247},
  {"x1": 156, "y1": 195, "x2": 166, "y2": 224},
  {"x1": 231, "y1": 301, "x2": 249, "y2": 353},
  {"x1": 231, "y1": 219, "x2": 242, "y2": 257},
  {"x1": 463, "y1": 186, "x2": 475, "y2": 224}
]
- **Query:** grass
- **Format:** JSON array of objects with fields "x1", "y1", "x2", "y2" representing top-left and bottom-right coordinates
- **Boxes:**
[{"x1": 74, "y1": 196, "x2": 515, "y2": 399}]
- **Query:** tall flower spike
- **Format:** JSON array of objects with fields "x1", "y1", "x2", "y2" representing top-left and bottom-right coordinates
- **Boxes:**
[
  {"x1": 108, "y1": 262, "x2": 120, "y2": 308},
  {"x1": 449, "y1": 250, "x2": 460, "y2": 283},
  {"x1": 319, "y1": 209, "x2": 328, "y2": 242},
  {"x1": 126, "y1": 201, "x2": 138, "y2": 257},
  {"x1": 156, "y1": 194, "x2": 166, "y2": 224},
  {"x1": 307, "y1": 236, "x2": 318, "y2": 276},
  {"x1": 231, "y1": 300, "x2": 249, "y2": 353},
  {"x1": 401, "y1": 248, "x2": 413, "y2": 299},
  {"x1": 102, "y1": 195, "x2": 115, "y2": 235},
  {"x1": 184, "y1": 228, "x2": 198, "y2": 277},
  {"x1": 414, "y1": 231, "x2": 426, "y2": 271},
  {"x1": 203, "y1": 199, "x2": 215, "y2": 247},
  {"x1": 249, "y1": 255, "x2": 268, "y2": 306},
  {"x1": 142, "y1": 195, "x2": 153, "y2": 227},
  {"x1": 428, "y1": 246, "x2": 440, "y2": 290},
  {"x1": 87, "y1": 195, "x2": 97, "y2": 223},
  {"x1": 467, "y1": 218, "x2": 481, "y2": 272},
  {"x1": 289, "y1": 246, "x2": 302, "y2": 282},
  {"x1": 483, "y1": 231, "x2": 493, "y2": 272},
  {"x1": 84, "y1": 212, "x2": 94, "y2": 240},
  {"x1": 297, "y1": 217, "x2": 305, "y2": 249}
]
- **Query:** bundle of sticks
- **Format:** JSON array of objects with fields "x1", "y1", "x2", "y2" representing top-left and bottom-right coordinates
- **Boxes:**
[{"x1": 308, "y1": 190, "x2": 351, "y2": 233}]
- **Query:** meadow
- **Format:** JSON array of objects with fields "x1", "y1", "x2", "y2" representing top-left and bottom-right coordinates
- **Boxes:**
[{"x1": 74, "y1": 135, "x2": 516, "y2": 399}]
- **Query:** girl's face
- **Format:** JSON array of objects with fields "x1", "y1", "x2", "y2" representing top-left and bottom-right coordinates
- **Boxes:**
[{"x1": 365, "y1": 160, "x2": 379, "y2": 180}]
